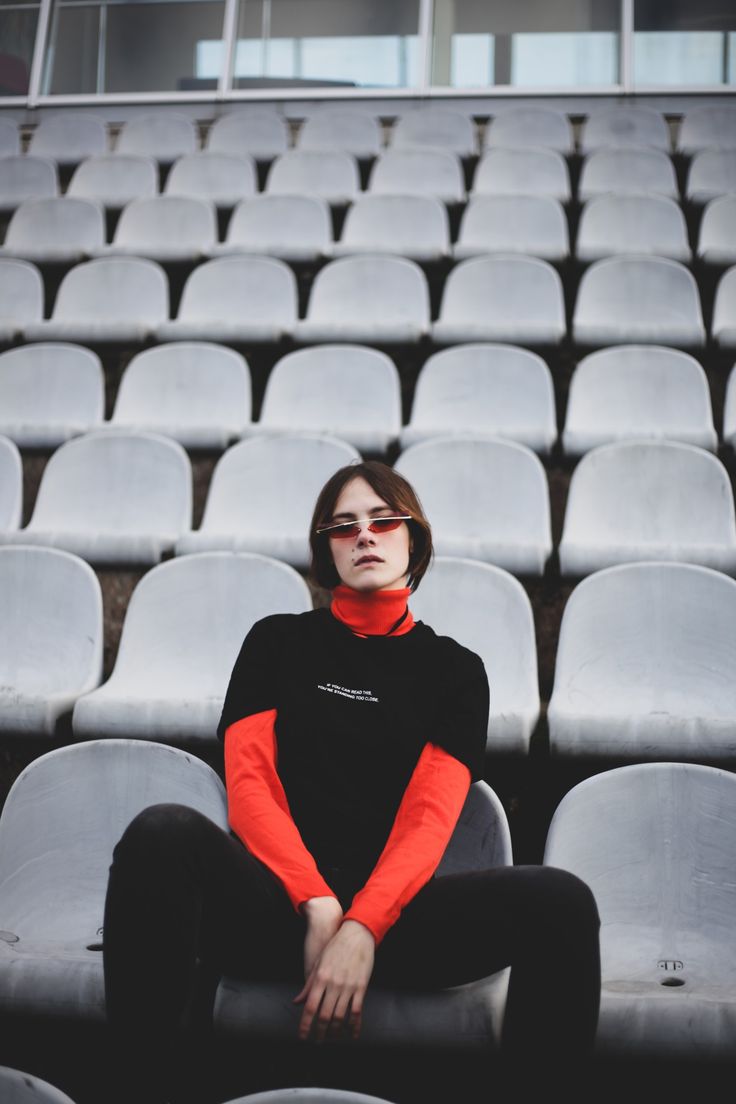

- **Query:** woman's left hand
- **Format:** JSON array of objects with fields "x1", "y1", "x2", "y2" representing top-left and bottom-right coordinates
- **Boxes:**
[{"x1": 293, "y1": 919, "x2": 375, "y2": 1043}]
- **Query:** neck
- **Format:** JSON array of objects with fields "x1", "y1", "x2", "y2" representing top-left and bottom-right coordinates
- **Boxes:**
[{"x1": 331, "y1": 584, "x2": 415, "y2": 637}]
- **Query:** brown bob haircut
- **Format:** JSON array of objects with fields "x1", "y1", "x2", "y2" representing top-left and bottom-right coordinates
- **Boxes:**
[{"x1": 309, "y1": 460, "x2": 433, "y2": 593}]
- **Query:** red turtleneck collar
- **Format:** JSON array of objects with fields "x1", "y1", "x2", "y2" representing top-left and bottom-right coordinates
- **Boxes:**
[{"x1": 331, "y1": 584, "x2": 415, "y2": 638}]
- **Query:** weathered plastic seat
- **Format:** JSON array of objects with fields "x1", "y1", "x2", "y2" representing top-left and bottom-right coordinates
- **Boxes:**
[
  {"x1": 453, "y1": 195, "x2": 569, "y2": 262},
  {"x1": 712, "y1": 266, "x2": 736, "y2": 348},
  {"x1": 164, "y1": 151, "x2": 257, "y2": 209},
  {"x1": 685, "y1": 150, "x2": 736, "y2": 204},
  {"x1": 697, "y1": 195, "x2": 736, "y2": 266},
  {"x1": 332, "y1": 195, "x2": 450, "y2": 263},
  {"x1": 206, "y1": 109, "x2": 289, "y2": 162},
  {"x1": 725, "y1": 363, "x2": 736, "y2": 450},
  {"x1": 483, "y1": 107, "x2": 573, "y2": 153},
  {"x1": 28, "y1": 112, "x2": 107, "y2": 167},
  {"x1": 266, "y1": 150, "x2": 360, "y2": 206},
  {"x1": 471, "y1": 147, "x2": 571, "y2": 202},
  {"x1": 0, "y1": 435, "x2": 21, "y2": 530},
  {"x1": 0, "y1": 546, "x2": 102, "y2": 737},
  {"x1": 576, "y1": 195, "x2": 690, "y2": 263},
  {"x1": 97, "y1": 195, "x2": 217, "y2": 263},
  {"x1": 0, "y1": 156, "x2": 58, "y2": 214},
  {"x1": 548, "y1": 562, "x2": 736, "y2": 761},
  {"x1": 67, "y1": 154, "x2": 158, "y2": 210},
  {"x1": 579, "y1": 106, "x2": 670, "y2": 153},
  {"x1": 677, "y1": 104, "x2": 736, "y2": 155},
  {"x1": 0, "y1": 117, "x2": 20, "y2": 157},
  {"x1": 0, "y1": 1065, "x2": 78, "y2": 1104},
  {"x1": 0, "y1": 197, "x2": 105, "y2": 264},
  {"x1": 391, "y1": 108, "x2": 477, "y2": 157},
  {"x1": 115, "y1": 112, "x2": 197, "y2": 164},
  {"x1": 0, "y1": 258, "x2": 43, "y2": 344},
  {"x1": 577, "y1": 148, "x2": 679, "y2": 202},
  {"x1": 212, "y1": 195, "x2": 332, "y2": 264},
  {"x1": 297, "y1": 109, "x2": 382, "y2": 159},
  {"x1": 73, "y1": 553, "x2": 311, "y2": 744},
  {"x1": 367, "y1": 149, "x2": 465, "y2": 204},
  {"x1": 222, "y1": 1091, "x2": 395, "y2": 1104},
  {"x1": 0, "y1": 343, "x2": 104, "y2": 448}
]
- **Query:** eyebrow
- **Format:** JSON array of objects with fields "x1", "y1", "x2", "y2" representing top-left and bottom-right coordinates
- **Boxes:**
[{"x1": 330, "y1": 506, "x2": 396, "y2": 521}]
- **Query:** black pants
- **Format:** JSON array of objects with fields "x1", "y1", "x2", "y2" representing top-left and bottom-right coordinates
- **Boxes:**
[{"x1": 103, "y1": 804, "x2": 600, "y2": 1096}]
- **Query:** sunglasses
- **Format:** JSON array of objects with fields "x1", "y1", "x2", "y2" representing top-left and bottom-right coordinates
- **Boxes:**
[{"x1": 316, "y1": 515, "x2": 411, "y2": 540}]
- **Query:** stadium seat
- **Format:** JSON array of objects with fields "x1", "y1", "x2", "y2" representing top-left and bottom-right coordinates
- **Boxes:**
[
  {"x1": 575, "y1": 195, "x2": 690, "y2": 263},
  {"x1": 254, "y1": 344, "x2": 401, "y2": 454},
  {"x1": 0, "y1": 343, "x2": 104, "y2": 448},
  {"x1": 0, "y1": 1065, "x2": 78, "y2": 1104},
  {"x1": 558, "y1": 440, "x2": 736, "y2": 577},
  {"x1": 212, "y1": 195, "x2": 332, "y2": 264},
  {"x1": 108, "y1": 342, "x2": 251, "y2": 448},
  {"x1": 577, "y1": 148, "x2": 679, "y2": 202},
  {"x1": 0, "y1": 258, "x2": 43, "y2": 344},
  {"x1": 332, "y1": 194, "x2": 450, "y2": 263},
  {"x1": 562, "y1": 345, "x2": 717, "y2": 456},
  {"x1": 0, "y1": 197, "x2": 105, "y2": 264},
  {"x1": 572, "y1": 255, "x2": 706, "y2": 348},
  {"x1": 23, "y1": 256, "x2": 168, "y2": 345},
  {"x1": 726, "y1": 364, "x2": 736, "y2": 451},
  {"x1": 395, "y1": 436, "x2": 552, "y2": 576},
  {"x1": 547, "y1": 561, "x2": 736, "y2": 761},
  {"x1": 697, "y1": 195, "x2": 736, "y2": 266},
  {"x1": 453, "y1": 195, "x2": 569, "y2": 262},
  {"x1": 67, "y1": 153, "x2": 158, "y2": 210},
  {"x1": 72, "y1": 552, "x2": 311, "y2": 744},
  {"x1": 0, "y1": 116, "x2": 19, "y2": 156},
  {"x1": 156, "y1": 256, "x2": 297, "y2": 345},
  {"x1": 432, "y1": 255, "x2": 566, "y2": 347},
  {"x1": 297, "y1": 108, "x2": 382, "y2": 158},
  {"x1": 266, "y1": 150, "x2": 360, "y2": 206},
  {"x1": 544, "y1": 761, "x2": 736, "y2": 1058},
  {"x1": 367, "y1": 148, "x2": 466, "y2": 204},
  {"x1": 1, "y1": 430, "x2": 192, "y2": 566},
  {"x1": 27, "y1": 112, "x2": 107, "y2": 166},
  {"x1": 0, "y1": 739, "x2": 227, "y2": 1021},
  {"x1": 221, "y1": 1092, "x2": 394, "y2": 1104},
  {"x1": 115, "y1": 111, "x2": 197, "y2": 164},
  {"x1": 711, "y1": 265, "x2": 736, "y2": 348},
  {"x1": 579, "y1": 105, "x2": 670, "y2": 152},
  {"x1": 410, "y1": 556, "x2": 540, "y2": 755},
  {"x1": 164, "y1": 151, "x2": 258, "y2": 209},
  {"x1": 400, "y1": 343, "x2": 557, "y2": 455},
  {"x1": 96, "y1": 195, "x2": 217, "y2": 263},
  {"x1": 206, "y1": 108, "x2": 289, "y2": 162},
  {"x1": 176, "y1": 434, "x2": 358, "y2": 567},
  {"x1": 0, "y1": 435, "x2": 21, "y2": 531},
  {"x1": 483, "y1": 107, "x2": 573, "y2": 153},
  {"x1": 685, "y1": 149, "x2": 736, "y2": 204},
  {"x1": 391, "y1": 107, "x2": 477, "y2": 157},
  {"x1": 294, "y1": 255, "x2": 430, "y2": 346},
  {"x1": 0, "y1": 155, "x2": 57, "y2": 213},
  {"x1": 471, "y1": 147, "x2": 571, "y2": 202},
  {"x1": 0, "y1": 546, "x2": 102, "y2": 737},
  {"x1": 677, "y1": 104, "x2": 736, "y2": 155}
]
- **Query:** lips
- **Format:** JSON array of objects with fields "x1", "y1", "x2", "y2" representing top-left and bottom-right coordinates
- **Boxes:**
[{"x1": 355, "y1": 555, "x2": 383, "y2": 565}]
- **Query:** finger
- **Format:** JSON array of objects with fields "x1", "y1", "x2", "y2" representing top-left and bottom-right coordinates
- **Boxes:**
[
  {"x1": 349, "y1": 989, "x2": 365, "y2": 1040},
  {"x1": 298, "y1": 984, "x2": 325, "y2": 1041},
  {"x1": 314, "y1": 989, "x2": 340, "y2": 1044},
  {"x1": 328, "y1": 992, "x2": 352, "y2": 1040}
]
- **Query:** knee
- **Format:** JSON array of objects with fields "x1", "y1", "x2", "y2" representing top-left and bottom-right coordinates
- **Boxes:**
[
  {"x1": 112, "y1": 803, "x2": 206, "y2": 866},
  {"x1": 538, "y1": 867, "x2": 600, "y2": 937}
]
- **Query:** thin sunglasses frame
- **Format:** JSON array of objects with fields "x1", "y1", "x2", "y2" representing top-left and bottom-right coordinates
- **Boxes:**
[{"x1": 315, "y1": 515, "x2": 412, "y2": 539}]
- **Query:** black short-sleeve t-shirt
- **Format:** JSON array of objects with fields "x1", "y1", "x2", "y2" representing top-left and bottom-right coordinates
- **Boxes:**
[{"x1": 218, "y1": 609, "x2": 489, "y2": 886}]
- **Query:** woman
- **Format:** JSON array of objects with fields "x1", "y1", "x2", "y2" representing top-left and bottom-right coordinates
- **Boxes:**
[{"x1": 103, "y1": 460, "x2": 600, "y2": 1101}]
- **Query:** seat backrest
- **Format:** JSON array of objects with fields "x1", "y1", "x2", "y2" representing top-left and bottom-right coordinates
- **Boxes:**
[
  {"x1": 0, "y1": 258, "x2": 43, "y2": 327},
  {"x1": 713, "y1": 266, "x2": 736, "y2": 342},
  {"x1": 266, "y1": 150, "x2": 360, "y2": 199},
  {"x1": 574, "y1": 255, "x2": 704, "y2": 330},
  {"x1": 339, "y1": 195, "x2": 449, "y2": 250},
  {"x1": 457, "y1": 194, "x2": 568, "y2": 254},
  {"x1": 206, "y1": 109, "x2": 289, "y2": 159},
  {"x1": 0, "y1": 435, "x2": 21, "y2": 530},
  {"x1": 472, "y1": 147, "x2": 570, "y2": 199},
  {"x1": 391, "y1": 108, "x2": 477, "y2": 156},
  {"x1": 576, "y1": 194, "x2": 688, "y2": 256},
  {"x1": 438, "y1": 254, "x2": 564, "y2": 326},
  {"x1": 0, "y1": 1065, "x2": 78, "y2": 1104},
  {"x1": 0, "y1": 343, "x2": 104, "y2": 442},
  {"x1": 112, "y1": 195, "x2": 216, "y2": 248},
  {"x1": 298, "y1": 110, "x2": 382, "y2": 157},
  {"x1": 4, "y1": 196, "x2": 105, "y2": 251},
  {"x1": 686, "y1": 149, "x2": 736, "y2": 202},
  {"x1": 436, "y1": 780, "x2": 512, "y2": 875},
  {"x1": 368, "y1": 148, "x2": 464, "y2": 199},
  {"x1": 225, "y1": 194, "x2": 331, "y2": 248},
  {"x1": 725, "y1": 363, "x2": 736, "y2": 447},
  {"x1": 116, "y1": 112, "x2": 197, "y2": 161},
  {"x1": 28, "y1": 112, "x2": 107, "y2": 162},
  {"x1": 0, "y1": 117, "x2": 19, "y2": 156},
  {"x1": 175, "y1": 256, "x2": 297, "y2": 325},
  {"x1": 484, "y1": 107, "x2": 572, "y2": 152},
  {"x1": 580, "y1": 105, "x2": 670, "y2": 152},
  {"x1": 0, "y1": 156, "x2": 58, "y2": 206},
  {"x1": 164, "y1": 151, "x2": 257, "y2": 202},
  {"x1": 698, "y1": 195, "x2": 736, "y2": 257},
  {"x1": 304, "y1": 255, "x2": 430, "y2": 327},
  {"x1": 50, "y1": 257, "x2": 168, "y2": 324},
  {"x1": 578, "y1": 148, "x2": 678, "y2": 200},
  {"x1": 67, "y1": 153, "x2": 158, "y2": 205},
  {"x1": 677, "y1": 104, "x2": 736, "y2": 154},
  {"x1": 224, "y1": 1089, "x2": 404, "y2": 1104}
]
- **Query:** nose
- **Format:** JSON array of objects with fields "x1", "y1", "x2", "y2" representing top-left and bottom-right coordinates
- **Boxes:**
[{"x1": 355, "y1": 523, "x2": 375, "y2": 545}]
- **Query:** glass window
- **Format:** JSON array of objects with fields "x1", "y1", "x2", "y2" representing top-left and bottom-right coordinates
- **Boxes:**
[
  {"x1": 634, "y1": 1, "x2": 736, "y2": 86},
  {"x1": 0, "y1": 1, "x2": 39, "y2": 95}
]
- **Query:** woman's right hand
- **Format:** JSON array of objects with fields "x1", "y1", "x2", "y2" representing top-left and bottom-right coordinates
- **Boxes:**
[{"x1": 301, "y1": 895, "x2": 344, "y2": 978}]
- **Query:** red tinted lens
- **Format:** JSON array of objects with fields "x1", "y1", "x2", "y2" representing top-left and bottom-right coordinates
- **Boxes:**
[
  {"x1": 328, "y1": 522, "x2": 362, "y2": 539},
  {"x1": 368, "y1": 517, "x2": 404, "y2": 534}
]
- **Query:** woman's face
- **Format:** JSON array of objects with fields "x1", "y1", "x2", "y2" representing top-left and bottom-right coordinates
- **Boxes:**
[{"x1": 327, "y1": 476, "x2": 412, "y2": 593}]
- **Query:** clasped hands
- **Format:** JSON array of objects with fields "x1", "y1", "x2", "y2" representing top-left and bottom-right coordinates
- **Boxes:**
[{"x1": 294, "y1": 895, "x2": 375, "y2": 1043}]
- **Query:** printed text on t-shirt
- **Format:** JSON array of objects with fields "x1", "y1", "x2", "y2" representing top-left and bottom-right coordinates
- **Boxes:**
[{"x1": 317, "y1": 683, "x2": 379, "y2": 703}]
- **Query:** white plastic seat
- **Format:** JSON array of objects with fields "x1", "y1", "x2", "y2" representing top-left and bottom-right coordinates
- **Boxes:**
[
  {"x1": 401, "y1": 343, "x2": 556, "y2": 455},
  {"x1": 0, "y1": 1065, "x2": 78, "y2": 1103},
  {"x1": 206, "y1": 109, "x2": 289, "y2": 162},
  {"x1": 725, "y1": 364, "x2": 736, "y2": 450},
  {"x1": 221, "y1": 1092, "x2": 394, "y2": 1104},
  {"x1": 685, "y1": 150, "x2": 736, "y2": 204},
  {"x1": 0, "y1": 546, "x2": 102, "y2": 737},
  {"x1": 471, "y1": 147, "x2": 571, "y2": 202},
  {"x1": 266, "y1": 150, "x2": 360, "y2": 206},
  {"x1": 67, "y1": 153, "x2": 158, "y2": 210},
  {"x1": 547, "y1": 561, "x2": 736, "y2": 761},
  {"x1": 562, "y1": 345, "x2": 717, "y2": 456},
  {"x1": 0, "y1": 155, "x2": 58, "y2": 213},
  {"x1": 432, "y1": 255, "x2": 566, "y2": 347},
  {"x1": 698, "y1": 196, "x2": 736, "y2": 266},
  {"x1": 453, "y1": 195, "x2": 569, "y2": 262},
  {"x1": 575, "y1": 195, "x2": 690, "y2": 263},
  {"x1": 23, "y1": 256, "x2": 168, "y2": 345},
  {"x1": 712, "y1": 266, "x2": 736, "y2": 349},
  {"x1": 580, "y1": 106, "x2": 670, "y2": 153},
  {"x1": 410, "y1": 556, "x2": 540, "y2": 755},
  {"x1": 677, "y1": 104, "x2": 736, "y2": 155},
  {"x1": 0, "y1": 739, "x2": 228, "y2": 1021},
  {"x1": 28, "y1": 112, "x2": 107, "y2": 166},
  {"x1": 559, "y1": 440, "x2": 736, "y2": 577},
  {"x1": 97, "y1": 195, "x2": 217, "y2": 263},
  {"x1": 213, "y1": 195, "x2": 332, "y2": 264},
  {"x1": 0, "y1": 258, "x2": 43, "y2": 344},
  {"x1": 255, "y1": 345, "x2": 401, "y2": 454},
  {"x1": 0, "y1": 343, "x2": 104, "y2": 448},
  {"x1": 164, "y1": 151, "x2": 257, "y2": 209},
  {"x1": 175, "y1": 434, "x2": 358, "y2": 568},
  {"x1": 115, "y1": 112, "x2": 197, "y2": 164},
  {"x1": 572, "y1": 255, "x2": 706, "y2": 348},
  {"x1": 0, "y1": 197, "x2": 105, "y2": 264},
  {"x1": 108, "y1": 342, "x2": 251, "y2": 448},
  {"x1": 297, "y1": 109, "x2": 382, "y2": 159},
  {"x1": 391, "y1": 108, "x2": 477, "y2": 157},
  {"x1": 544, "y1": 762, "x2": 736, "y2": 1057},
  {"x1": 367, "y1": 149, "x2": 466, "y2": 204},
  {"x1": 73, "y1": 552, "x2": 312, "y2": 744},
  {"x1": 1, "y1": 431, "x2": 192, "y2": 566},
  {"x1": 577, "y1": 148, "x2": 679, "y2": 202},
  {"x1": 395, "y1": 436, "x2": 552, "y2": 576},
  {"x1": 332, "y1": 195, "x2": 450, "y2": 263},
  {"x1": 0, "y1": 435, "x2": 21, "y2": 530},
  {"x1": 295, "y1": 255, "x2": 430, "y2": 347},
  {"x1": 483, "y1": 107, "x2": 573, "y2": 153},
  {"x1": 156, "y1": 256, "x2": 297, "y2": 345},
  {"x1": 0, "y1": 117, "x2": 20, "y2": 156}
]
